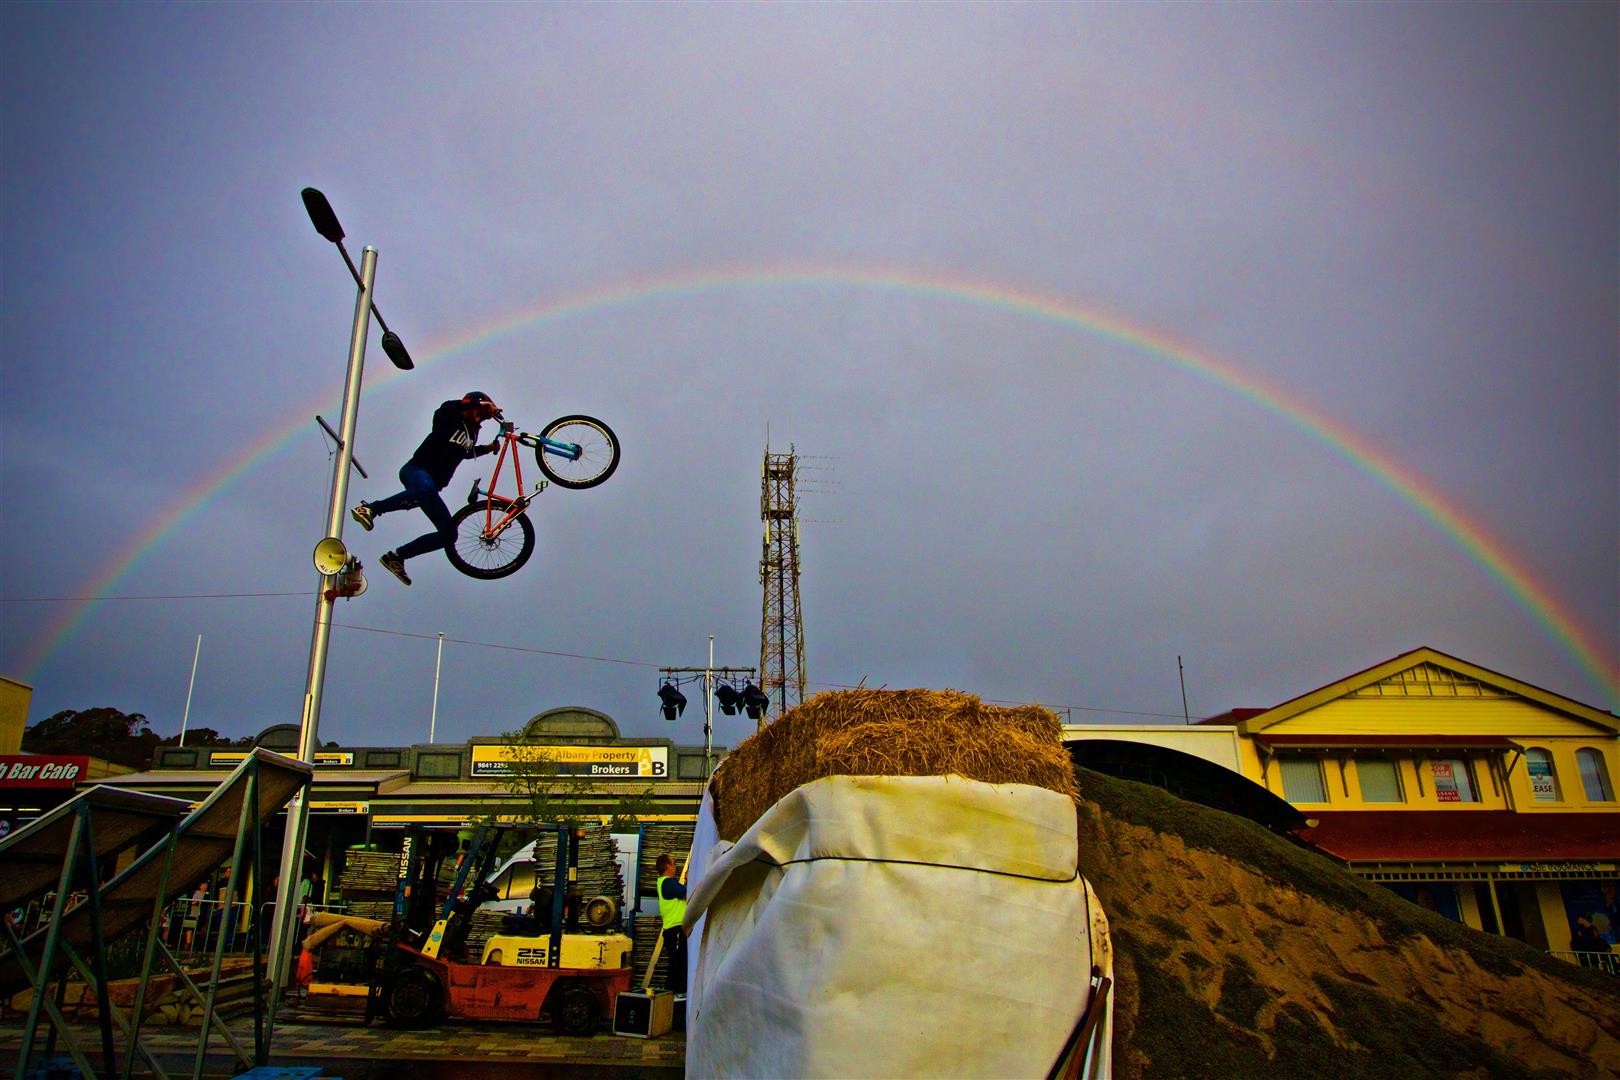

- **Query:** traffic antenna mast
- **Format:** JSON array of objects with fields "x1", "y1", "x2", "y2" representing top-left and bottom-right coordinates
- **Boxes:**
[{"x1": 759, "y1": 446, "x2": 807, "y2": 727}]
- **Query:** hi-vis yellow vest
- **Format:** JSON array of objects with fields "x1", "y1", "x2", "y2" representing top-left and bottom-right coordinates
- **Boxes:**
[{"x1": 658, "y1": 876, "x2": 687, "y2": 930}]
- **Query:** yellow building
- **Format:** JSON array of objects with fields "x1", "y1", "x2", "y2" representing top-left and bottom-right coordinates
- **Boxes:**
[
  {"x1": 1205, "y1": 647, "x2": 1617, "y2": 957},
  {"x1": 0, "y1": 676, "x2": 31, "y2": 755}
]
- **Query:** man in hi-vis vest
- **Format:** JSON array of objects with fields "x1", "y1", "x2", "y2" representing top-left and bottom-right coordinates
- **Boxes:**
[{"x1": 655, "y1": 853, "x2": 687, "y2": 996}]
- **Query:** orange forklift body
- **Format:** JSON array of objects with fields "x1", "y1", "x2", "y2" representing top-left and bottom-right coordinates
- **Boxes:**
[{"x1": 399, "y1": 943, "x2": 632, "y2": 1023}]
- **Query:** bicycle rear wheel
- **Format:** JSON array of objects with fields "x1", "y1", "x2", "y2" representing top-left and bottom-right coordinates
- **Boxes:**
[
  {"x1": 446, "y1": 500, "x2": 535, "y2": 579},
  {"x1": 534, "y1": 415, "x2": 620, "y2": 489}
]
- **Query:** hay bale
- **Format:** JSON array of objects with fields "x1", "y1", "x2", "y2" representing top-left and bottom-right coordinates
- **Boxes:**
[{"x1": 709, "y1": 689, "x2": 1078, "y2": 841}]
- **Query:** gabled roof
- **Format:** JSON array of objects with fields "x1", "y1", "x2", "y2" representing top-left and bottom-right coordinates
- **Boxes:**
[{"x1": 1226, "y1": 647, "x2": 1617, "y2": 736}]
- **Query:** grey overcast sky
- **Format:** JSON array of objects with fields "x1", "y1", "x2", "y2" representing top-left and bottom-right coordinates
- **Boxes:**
[{"x1": 2, "y1": 2, "x2": 1615, "y2": 754}]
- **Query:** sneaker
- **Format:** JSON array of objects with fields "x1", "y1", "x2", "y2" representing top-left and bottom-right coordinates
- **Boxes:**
[
  {"x1": 380, "y1": 551, "x2": 411, "y2": 586},
  {"x1": 350, "y1": 503, "x2": 375, "y2": 531}
]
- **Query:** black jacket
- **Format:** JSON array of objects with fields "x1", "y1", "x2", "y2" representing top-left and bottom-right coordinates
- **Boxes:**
[{"x1": 407, "y1": 400, "x2": 494, "y2": 489}]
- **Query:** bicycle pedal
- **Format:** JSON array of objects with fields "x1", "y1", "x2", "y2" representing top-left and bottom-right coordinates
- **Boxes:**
[{"x1": 534, "y1": 480, "x2": 549, "y2": 494}]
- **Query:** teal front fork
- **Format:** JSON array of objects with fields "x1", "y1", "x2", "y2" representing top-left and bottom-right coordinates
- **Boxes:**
[{"x1": 540, "y1": 436, "x2": 581, "y2": 461}]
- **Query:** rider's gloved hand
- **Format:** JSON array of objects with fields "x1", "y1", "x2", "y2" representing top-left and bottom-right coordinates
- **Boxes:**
[{"x1": 476, "y1": 439, "x2": 500, "y2": 457}]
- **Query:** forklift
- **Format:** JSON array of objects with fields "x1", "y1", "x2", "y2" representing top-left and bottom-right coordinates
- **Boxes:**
[{"x1": 368, "y1": 824, "x2": 632, "y2": 1034}]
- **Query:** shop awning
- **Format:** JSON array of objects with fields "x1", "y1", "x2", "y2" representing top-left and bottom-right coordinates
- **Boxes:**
[{"x1": 1297, "y1": 810, "x2": 1619, "y2": 863}]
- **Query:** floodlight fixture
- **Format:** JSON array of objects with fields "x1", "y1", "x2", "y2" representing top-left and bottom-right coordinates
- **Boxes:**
[
  {"x1": 658, "y1": 681, "x2": 688, "y2": 721},
  {"x1": 740, "y1": 682, "x2": 770, "y2": 721},
  {"x1": 715, "y1": 683, "x2": 742, "y2": 716}
]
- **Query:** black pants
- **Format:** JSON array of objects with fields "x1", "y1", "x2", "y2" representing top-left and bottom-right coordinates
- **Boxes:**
[{"x1": 661, "y1": 925, "x2": 686, "y2": 995}]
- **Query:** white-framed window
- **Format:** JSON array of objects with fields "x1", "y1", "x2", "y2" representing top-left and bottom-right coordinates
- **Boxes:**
[
  {"x1": 1524, "y1": 747, "x2": 1561, "y2": 802},
  {"x1": 1428, "y1": 758, "x2": 1478, "y2": 803},
  {"x1": 1280, "y1": 757, "x2": 1328, "y2": 803},
  {"x1": 1577, "y1": 748, "x2": 1615, "y2": 802},
  {"x1": 1357, "y1": 758, "x2": 1403, "y2": 803}
]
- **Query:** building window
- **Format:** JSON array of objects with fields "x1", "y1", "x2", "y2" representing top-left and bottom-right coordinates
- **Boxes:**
[
  {"x1": 1280, "y1": 757, "x2": 1327, "y2": 803},
  {"x1": 1524, "y1": 748, "x2": 1561, "y2": 802},
  {"x1": 1577, "y1": 748, "x2": 1615, "y2": 802},
  {"x1": 1357, "y1": 758, "x2": 1403, "y2": 803},
  {"x1": 1429, "y1": 758, "x2": 1477, "y2": 803}
]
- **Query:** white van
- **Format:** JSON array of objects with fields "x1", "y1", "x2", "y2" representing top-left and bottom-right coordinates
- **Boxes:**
[{"x1": 476, "y1": 834, "x2": 638, "y2": 922}]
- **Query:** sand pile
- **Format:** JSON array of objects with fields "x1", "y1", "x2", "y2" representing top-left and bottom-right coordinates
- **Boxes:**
[{"x1": 708, "y1": 688, "x2": 1078, "y2": 841}]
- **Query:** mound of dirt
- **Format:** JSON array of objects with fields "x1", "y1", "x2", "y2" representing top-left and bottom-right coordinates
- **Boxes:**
[{"x1": 1076, "y1": 766, "x2": 1620, "y2": 1079}]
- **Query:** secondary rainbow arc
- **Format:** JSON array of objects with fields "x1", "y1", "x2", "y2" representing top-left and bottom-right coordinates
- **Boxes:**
[{"x1": 20, "y1": 264, "x2": 1618, "y2": 706}]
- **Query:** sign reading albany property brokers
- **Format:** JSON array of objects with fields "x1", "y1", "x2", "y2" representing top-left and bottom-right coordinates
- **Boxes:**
[
  {"x1": 0, "y1": 754, "x2": 89, "y2": 788},
  {"x1": 470, "y1": 744, "x2": 668, "y2": 780},
  {"x1": 208, "y1": 750, "x2": 355, "y2": 767}
]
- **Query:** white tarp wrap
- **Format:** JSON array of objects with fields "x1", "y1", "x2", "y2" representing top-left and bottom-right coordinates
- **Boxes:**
[{"x1": 684, "y1": 773, "x2": 1111, "y2": 1078}]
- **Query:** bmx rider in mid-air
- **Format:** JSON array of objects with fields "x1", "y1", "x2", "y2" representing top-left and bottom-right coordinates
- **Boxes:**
[{"x1": 350, "y1": 391, "x2": 503, "y2": 586}]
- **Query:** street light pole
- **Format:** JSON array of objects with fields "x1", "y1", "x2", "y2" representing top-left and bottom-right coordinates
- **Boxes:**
[{"x1": 265, "y1": 243, "x2": 377, "y2": 1026}]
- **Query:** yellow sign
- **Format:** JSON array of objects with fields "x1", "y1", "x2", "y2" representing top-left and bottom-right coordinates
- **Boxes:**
[
  {"x1": 208, "y1": 750, "x2": 353, "y2": 767},
  {"x1": 469, "y1": 744, "x2": 668, "y2": 780},
  {"x1": 311, "y1": 801, "x2": 369, "y2": 814}
]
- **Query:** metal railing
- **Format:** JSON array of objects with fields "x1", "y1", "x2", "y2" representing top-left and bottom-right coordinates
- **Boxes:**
[
  {"x1": 1547, "y1": 949, "x2": 1618, "y2": 976},
  {"x1": 157, "y1": 898, "x2": 351, "y2": 961}
]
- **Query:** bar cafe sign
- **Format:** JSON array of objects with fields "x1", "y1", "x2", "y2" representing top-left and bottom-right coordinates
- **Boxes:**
[
  {"x1": 470, "y1": 745, "x2": 668, "y2": 780},
  {"x1": 0, "y1": 754, "x2": 89, "y2": 788}
]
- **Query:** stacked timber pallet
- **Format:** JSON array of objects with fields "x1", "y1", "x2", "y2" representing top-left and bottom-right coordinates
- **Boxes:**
[
  {"x1": 631, "y1": 916, "x2": 674, "y2": 991},
  {"x1": 632, "y1": 823, "x2": 694, "y2": 991},
  {"x1": 636, "y1": 824, "x2": 695, "y2": 896},
  {"x1": 337, "y1": 849, "x2": 404, "y2": 895},
  {"x1": 342, "y1": 900, "x2": 395, "y2": 922},
  {"x1": 461, "y1": 909, "x2": 509, "y2": 963},
  {"x1": 522, "y1": 826, "x2": 626, "y2": 903}
]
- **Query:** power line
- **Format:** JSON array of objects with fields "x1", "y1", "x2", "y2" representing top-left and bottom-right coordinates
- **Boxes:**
[
  {"x1": 331, "y1": 621, "x2": 661, "y2": 668},
  {"x1": 0, "y1": 591, "x2": 308, "y2": 603},
  {"x1": 0, "y1": 589, "x2": 1190, "y2": 720}
]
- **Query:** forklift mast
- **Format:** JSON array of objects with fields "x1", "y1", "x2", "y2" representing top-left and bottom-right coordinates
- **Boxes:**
[{"x1": 431, "y1": 825, "x2": 507, "y2": 960}]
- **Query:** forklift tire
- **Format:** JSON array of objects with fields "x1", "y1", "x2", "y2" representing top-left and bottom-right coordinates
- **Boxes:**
[
  {"x1": 384, "y1": 968, "x2": 444, "y2": 1028},
  {"x1": 552, "y1": 982, "x2": 600, "y2": 1036}
]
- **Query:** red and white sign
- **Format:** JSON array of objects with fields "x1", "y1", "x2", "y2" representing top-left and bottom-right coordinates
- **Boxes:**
[{"x1": 0, "y1": 754, "x2": 89, "y2": 788}]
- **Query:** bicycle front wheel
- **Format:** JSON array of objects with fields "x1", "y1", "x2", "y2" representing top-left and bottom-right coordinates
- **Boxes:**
[
  {"x1": 534, "y1": 415, "x2": 620, "y2": 490},
  {"x1": 446, "y1": 500, "x2": 536, "y2": 579}
]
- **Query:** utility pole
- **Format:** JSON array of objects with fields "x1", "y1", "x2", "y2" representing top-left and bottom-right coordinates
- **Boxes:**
[{"x1": 759, "y1": 447, "x2": 807, "y2": 727}]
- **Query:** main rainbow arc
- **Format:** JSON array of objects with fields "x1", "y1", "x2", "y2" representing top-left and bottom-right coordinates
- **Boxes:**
[{"x1": 22, "y1": 263, "x2": 1619, "y2": 705}]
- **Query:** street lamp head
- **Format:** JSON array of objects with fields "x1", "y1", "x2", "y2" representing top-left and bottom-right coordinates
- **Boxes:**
[
  {"x1": 381, "y1": 330, "x2": 414, "y2": 371},
  {"x1": 301, "y1": 187, "x2": 345, "y2": 244}
]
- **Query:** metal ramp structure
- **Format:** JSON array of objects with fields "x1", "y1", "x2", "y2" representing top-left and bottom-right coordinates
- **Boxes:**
[{"x1": 0, "y1": 748, "x2": 312, "y2": 1078}]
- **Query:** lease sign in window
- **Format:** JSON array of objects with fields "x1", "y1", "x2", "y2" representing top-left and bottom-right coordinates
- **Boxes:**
[
  {"x1": 1526, "y1": 749, "x2": 1559, "y2": 802},
  {"x1": 1430, "y1": 759, "x2": 1476, "y2": 803}
]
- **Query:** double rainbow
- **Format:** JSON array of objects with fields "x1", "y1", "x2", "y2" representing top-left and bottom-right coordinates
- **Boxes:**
[{"x1": 19, "y1": 264, "x2": 1618, "y2": 705}]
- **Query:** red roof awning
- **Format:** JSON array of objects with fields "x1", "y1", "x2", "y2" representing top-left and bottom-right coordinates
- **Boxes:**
[
  {"x1": 1256, "y1": 735, "x2": 1519, "y2": 751},
  {"x1": 1298, "y1": 811, "x2": 1619, "y2": 863}
]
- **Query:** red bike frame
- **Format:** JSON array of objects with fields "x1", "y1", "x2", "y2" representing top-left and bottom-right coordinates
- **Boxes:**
[{"x1": 466, "y1": 424, "x2": 546, "y2": 540}]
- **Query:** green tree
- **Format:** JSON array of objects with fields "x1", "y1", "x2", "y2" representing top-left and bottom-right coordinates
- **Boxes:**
[
  {"x1": 22, "y1": 707, "x2": 159, "y2": 768},
  {"x1": 491, "y1": 733, "x2": 658, "y2": 832},
  {"x1": 156, "y1": 728, "x2": 253, "y2": 747}
]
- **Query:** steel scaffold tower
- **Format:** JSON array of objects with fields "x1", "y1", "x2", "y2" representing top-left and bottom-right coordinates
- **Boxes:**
[{"x1": 759, "y1": 447, "x2": 806, "y2": 727}]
